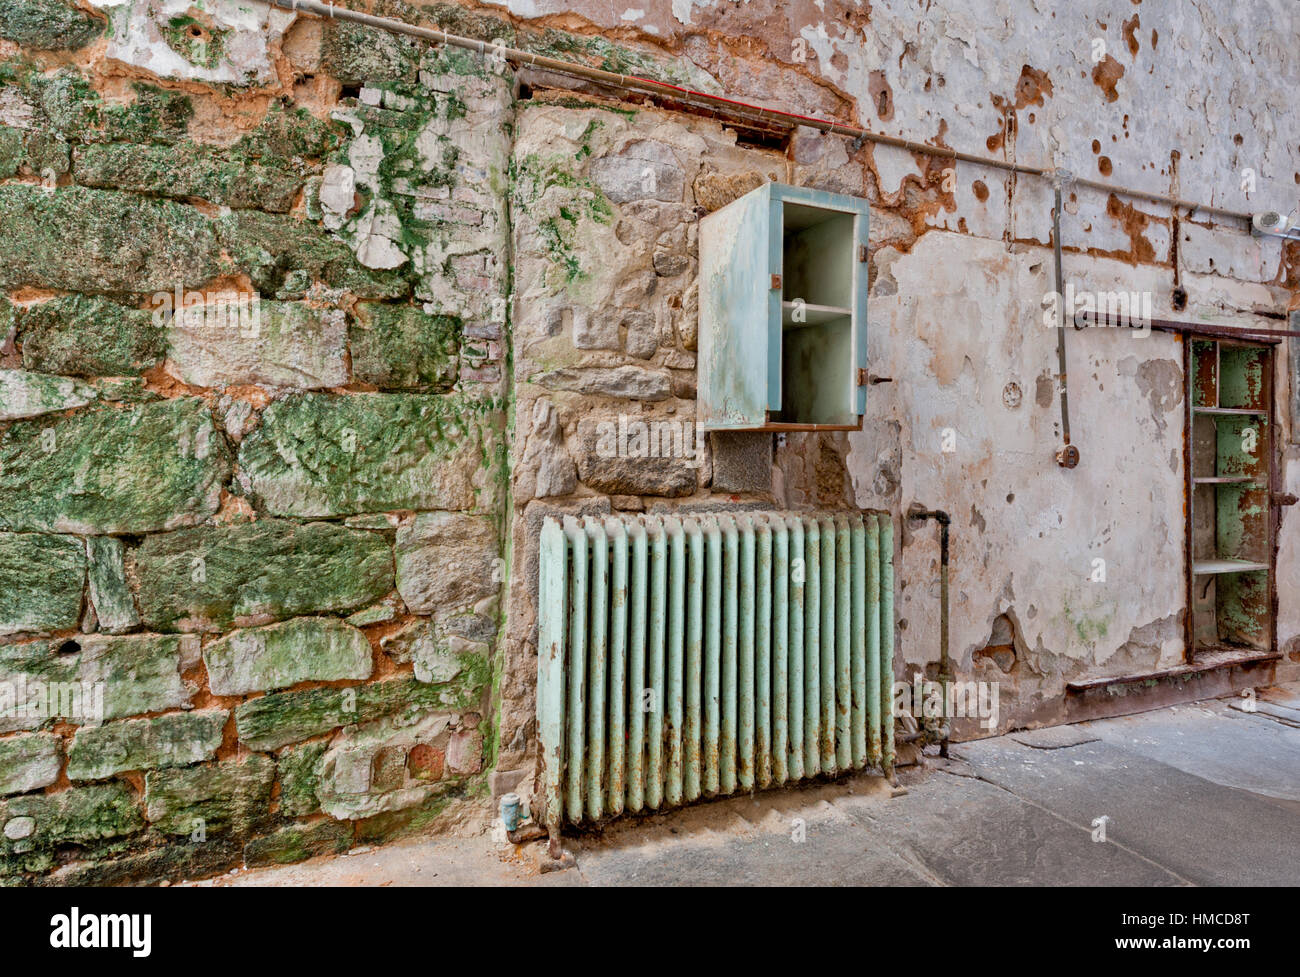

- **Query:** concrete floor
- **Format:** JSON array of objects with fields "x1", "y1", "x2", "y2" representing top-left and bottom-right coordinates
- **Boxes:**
[{"x1": 196, "y1": 684, "x2": 1300, "y2": 887}]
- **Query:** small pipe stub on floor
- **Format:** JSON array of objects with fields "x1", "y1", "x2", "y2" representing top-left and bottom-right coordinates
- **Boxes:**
[{"x1": 499, "y1": 792, "x2": 522, "y2": 833}]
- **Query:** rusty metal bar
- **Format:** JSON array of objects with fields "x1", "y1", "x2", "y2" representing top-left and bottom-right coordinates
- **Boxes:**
[
  {"x1": 1078, "y1": 311, "x2": 1289, "y2": 344},
  {"x1": 1066, "y1": 649, "x2": 1280, "y2": 692},
  {"x1": 1051, "y1": 179, "x2": 1079, "y2": 468}
]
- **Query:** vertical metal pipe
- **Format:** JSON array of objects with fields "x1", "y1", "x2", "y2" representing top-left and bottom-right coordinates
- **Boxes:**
[
  {"x1": 683, "y1": 518, "x2": 704, "y2": 802},
  {"x1": 646, "y1": 517, "x2": 667, "y2": 809},
  {"x1": 737, "y1": 516, "x2": 756, "y2": 791},
  {"x1": 834, "y1": 515, "x2": 852, "y2": 772},
  {"x1": 879, "y1": 514, "x2": 895, "y2": 778},
  {"x1": 537, "y1": 519, "x2": 567, "y2": 848},
  {"x1": 1054, "y1": 182, "x2": 1069, "y2": 446},
  {"x1": 755, "y1": 516, "x2": 773, "y2": 788},
  {"x1": 865, "y1": 516, "x2": 882, "y2": 766},
  {"x1": 803, "y1": 516, "x2": 821, "y2": 776},
  {"x1": 703, "y1": 517, "x2": 722, "y2": 795},
  {"x1": 850, "y1": 515, "x2": 867, "y2": 768},
  {"x1": 770, "y1": 514, "x2": 790, "y2": 785},
  {"x1": 562, "y1": 517, "x2": 588, "y2": 823},
  {"x1": 938, "y1": 518, "x2": 951, "y2": 759},
  {"x1": 626, "y1": 520, "x2": 648, "y2": 813},
  {"x1": 720, "y1": 515, "x2": 739, "y2": 794},
  {"x1": 1052, "y1": 177, "x2": 1080, "y2": 468},
  {"x1": 605, "y1": 518, "x2": 628, "y2": 816},
  {"x1": 585, "y1": 521, "x2": 608, "y2": 820},
  {"x1": 787, "y1": 515, "x2": 806, "y2": 781},
  {"x1": 665, "y1": 517, "x2": 685, "y2": 807},
  {"x1": 819, "y1": 515, "x2": 837, "y2": 774}
]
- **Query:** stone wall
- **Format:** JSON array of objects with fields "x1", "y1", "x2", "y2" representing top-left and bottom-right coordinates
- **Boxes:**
[{"x1": 0, "y1": 1, "x2": 511, "y2": 883}]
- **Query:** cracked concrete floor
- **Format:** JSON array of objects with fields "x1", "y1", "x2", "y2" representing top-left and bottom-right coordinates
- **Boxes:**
[{"x1": 196, "y1": 684, "x2": 1300, "y2": 887}]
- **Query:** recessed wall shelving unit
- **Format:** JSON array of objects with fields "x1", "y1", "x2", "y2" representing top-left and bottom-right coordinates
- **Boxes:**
[
  {"x1": 698, "y1": 182, "x2": 869, "y2": 431},
  {"x1": 1187, "y1": 338, "x2": 1275, "y2": 655}
]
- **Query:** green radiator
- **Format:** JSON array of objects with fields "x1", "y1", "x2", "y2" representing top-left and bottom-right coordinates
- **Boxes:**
[{"x1": 537, "y1": 511, "x2": 894, "y2": 836}]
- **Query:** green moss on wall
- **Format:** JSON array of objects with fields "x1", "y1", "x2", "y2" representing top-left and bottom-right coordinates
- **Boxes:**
[{"x1": 0, "y1": 0, "x2": 105, "y2": 51}]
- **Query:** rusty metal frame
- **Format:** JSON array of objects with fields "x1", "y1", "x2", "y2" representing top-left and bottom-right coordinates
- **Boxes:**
[
  {"x1": 1183, "y1": 332, "x2": 1195, "y2": 660},
  {"x1": 1066, "y1": 647, "x2": 1281, "y2": 693},
  {"x1": 1078, "y1": 311, "x2": 1289, "y2": 344},
  {"x1": 1182, "y1": 329, "x2": 1279, "y2": 663}
]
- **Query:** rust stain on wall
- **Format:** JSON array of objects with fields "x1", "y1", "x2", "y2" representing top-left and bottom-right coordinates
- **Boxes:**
[
  {"x1": 1105, "y1": 193, "x2": 1159, "y2": 263},
  {"x1": 1122, "y1": 14, "x2": 1141, "y2": 57},
  {"x1": 1092, "y1": 54, "x2": 1125, "y2": 102},
  {"x1": 869, "y1": 69, "x2": 894, "y2": 121},
  {"x1": 1013, "y1": 64, "x2": 1053, "y2": 108}
]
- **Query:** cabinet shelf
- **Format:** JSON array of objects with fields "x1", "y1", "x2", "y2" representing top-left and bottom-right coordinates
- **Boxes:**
[
  {"x1": 1193, "y1": 406, "x2": 1268, "y2": 416},
  {"x1": 1192, "y1": 559, "x2": 1270, "y2": 575},
  {"x1": 780, "y1": 301, "x2": 851, "y2": 329}
]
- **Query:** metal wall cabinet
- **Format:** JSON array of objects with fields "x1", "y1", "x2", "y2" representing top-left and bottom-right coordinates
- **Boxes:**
[{"x1": 698, "y1": 182, "x2": 869, "y2": 431}]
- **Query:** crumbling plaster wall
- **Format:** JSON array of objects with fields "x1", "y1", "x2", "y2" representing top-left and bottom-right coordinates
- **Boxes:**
[{"x1": 485, "y1": 0, "x2": 1300, "y2": 768}]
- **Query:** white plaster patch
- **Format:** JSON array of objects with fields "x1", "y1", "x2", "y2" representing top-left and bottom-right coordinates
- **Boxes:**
[
  {"x1": 848, "y1": 232, "x2": 1186, "y2": 684},
  {"x1": 86, "y1": 0, "x2": 294, "y2": 86}
]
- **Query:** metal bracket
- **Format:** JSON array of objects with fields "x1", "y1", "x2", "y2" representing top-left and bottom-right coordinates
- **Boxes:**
[{"x1": 1047, "y1": 167, "x2": 1076, "y2": 192}]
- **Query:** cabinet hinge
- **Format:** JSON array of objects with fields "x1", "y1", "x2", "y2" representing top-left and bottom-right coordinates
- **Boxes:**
[
  {"x1": 859, "y1": 244, "x2": 869, "y2": 262},
  {"x1": 770, "y1": 273, "x2": 782, "y2": 290}
]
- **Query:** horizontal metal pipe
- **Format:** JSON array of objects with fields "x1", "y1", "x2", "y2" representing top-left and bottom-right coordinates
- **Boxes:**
[
  {"x1": 1077, "y1": 311, "x2": 1290, "y2": 344},
  {"x1": 260, "y1": 0, "x2": 1256, "y2": 227}
]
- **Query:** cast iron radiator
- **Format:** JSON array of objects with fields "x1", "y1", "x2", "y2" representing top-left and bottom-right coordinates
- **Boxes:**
[{"x1": 537, "y1": 511, "x2": 894, "y2": 834}]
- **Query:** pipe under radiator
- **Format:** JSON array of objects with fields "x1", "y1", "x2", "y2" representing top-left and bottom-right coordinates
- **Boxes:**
[
  {"x1": 537, "y1": 510, "x2": 895, "y2": 848},
  {"x1": 907, "y1": 505, "x2": 952, "y2": 757}
]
